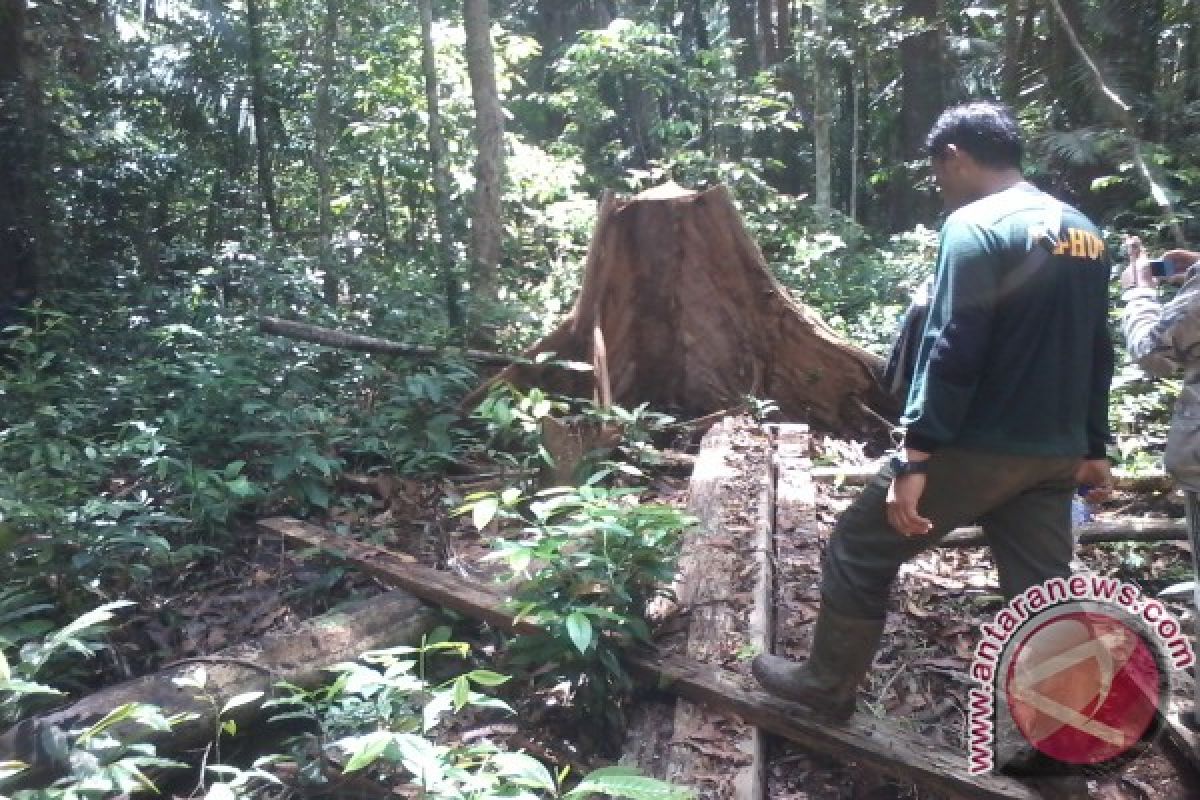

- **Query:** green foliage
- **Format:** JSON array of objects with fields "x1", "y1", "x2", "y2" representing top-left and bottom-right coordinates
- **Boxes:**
[
  {"x1": 5, "y1": 703, "x2": 188, "y2": 800},
  {"x1": 471, "y1": 384, "x2": 569, "y2": 474},
  {"x1": 0, "y1": 603, "x2": 189, "y2": 800},
  {"x1": 261, "y1": 631, "x2": 692, "y2": 800},
  {"x1": 461, "y1": 484, "x2": 693, "y2": 738}
]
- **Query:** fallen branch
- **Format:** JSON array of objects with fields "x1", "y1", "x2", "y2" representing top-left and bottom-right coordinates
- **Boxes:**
[
  {"x1": 811, "y1": 465, "x2": 1174, "y2": 493},
  {"x1": 258, "y1": 517, "x2": 1037, "y2": 800},
  {"x1": 259, "y1": 316, "x2": 516, "y2": 366},
  {"x1": 0, "y1": 590, "x2": 441, "y2": 789},
  {"x1": 942, "y1": 519, "x2": 1188, "y2": 548}
]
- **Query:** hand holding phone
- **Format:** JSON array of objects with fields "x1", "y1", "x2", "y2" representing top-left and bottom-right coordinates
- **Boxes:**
[{"x1": 1148, "y1": 258, "x2": 1176, "y2": 278}]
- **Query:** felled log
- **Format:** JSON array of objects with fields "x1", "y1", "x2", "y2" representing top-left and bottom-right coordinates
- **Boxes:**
[
  {"x1": 259, "y1": 316, "x2": 515, "y2": 366},
  {"x1": 460, "y1": 184, "x2": 899, "y2": 439},
  {"x1": 0, "y1": 590, "x2": 441, "y2": 788},
  {"x1": 622, "y1": 418, "x2": 774, "y2": 800},
  {"x1": 260, "y1": 517, "x2": 1036, "y2": 800}
]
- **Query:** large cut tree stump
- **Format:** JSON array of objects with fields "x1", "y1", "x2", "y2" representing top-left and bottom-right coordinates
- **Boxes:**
[{"x1": 463, "y1": 183, "x2": 898, "y2": 436}]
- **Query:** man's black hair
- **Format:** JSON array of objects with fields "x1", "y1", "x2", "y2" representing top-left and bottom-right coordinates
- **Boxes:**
[{"x1": 926, "y1": 102, "x2": 1022, "y2": 169}]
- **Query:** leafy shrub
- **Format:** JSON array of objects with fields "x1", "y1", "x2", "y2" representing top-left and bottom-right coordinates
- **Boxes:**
[{"x1": 462, "y1": 484, "x2": 693, "y2": 740}]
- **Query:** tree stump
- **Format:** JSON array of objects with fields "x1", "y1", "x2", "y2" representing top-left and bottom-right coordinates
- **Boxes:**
[{"x1": 463, "y1": 183, "x2": 898, "y2": 438}]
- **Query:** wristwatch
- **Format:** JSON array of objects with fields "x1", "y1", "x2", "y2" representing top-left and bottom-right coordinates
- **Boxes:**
[{"x1": 889, "y1": 454, "x2": 930, "y2": 478}]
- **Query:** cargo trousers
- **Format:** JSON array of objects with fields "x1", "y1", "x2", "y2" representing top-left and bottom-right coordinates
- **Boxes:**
[{"x1": 821, "y1": 447, "x2": 1082, "y2": 620}]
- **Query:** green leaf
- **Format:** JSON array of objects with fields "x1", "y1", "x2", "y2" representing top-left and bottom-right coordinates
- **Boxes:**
[
  {"x1": 565, "y1": 768, "x2": 696, "y2": 800},
  {"x1": 466, "y1": 669, "x2": 510, "y2": 687},
  {"x1": 472, "y1": 496, "x2": 500, "y2": 530},
  {"x1": 0, "y1": 649, "x2": 9, "y2": 683},
  {"x1": 341, "y1": 731, "x2": 393, "y2": 773},
  {"x1": 492, "y1": 751, "x2": 556, "y2": 791},
  {"x1": 0, "y1": 760, "x2": 28, "y2": 781},
  {"x1": 452, "y1": 675, "x2": 470, "y2": 710},
  {"x1": 220, "y1": 690, "x2": 264, "y2": 716},
  {"x1": 565, "y1": 612, "x2": 593, "y2": 655}
]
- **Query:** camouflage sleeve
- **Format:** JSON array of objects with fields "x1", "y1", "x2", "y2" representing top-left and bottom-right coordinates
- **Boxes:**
[{"x1": 1121, "y1": 280, "x2": 1200, "y2": 377}]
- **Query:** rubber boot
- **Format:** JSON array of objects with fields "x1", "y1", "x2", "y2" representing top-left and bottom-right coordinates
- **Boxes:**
[{"x1": 752, "y1": 603, "x2": 884, "y2": 721}]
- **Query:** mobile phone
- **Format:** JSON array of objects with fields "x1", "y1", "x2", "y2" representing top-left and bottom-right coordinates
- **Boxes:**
[{"x1": 1149, "y1": 258, "x2": 1177, "y2": 278}]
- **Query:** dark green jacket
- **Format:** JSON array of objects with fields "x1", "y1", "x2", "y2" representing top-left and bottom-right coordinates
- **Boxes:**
[{"x1": 902, "y1": 183, "x2": 1114, "y2": 459}]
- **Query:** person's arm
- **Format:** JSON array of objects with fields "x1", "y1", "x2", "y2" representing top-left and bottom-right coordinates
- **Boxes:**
[
  {"x1": 1122, "y1": 287, "x2": 1182, "y2": 378},
  {"x1": 1119, "y1": 243, "x2": 1200, "y2": 378},
  {"x1": 902, "y1": 219, "x2": 997, "y2": 453}
]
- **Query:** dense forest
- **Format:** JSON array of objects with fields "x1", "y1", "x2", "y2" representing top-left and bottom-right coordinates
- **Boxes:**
[{"x1": 2, "y1": 0, "x2": 1200, "y2": 798}]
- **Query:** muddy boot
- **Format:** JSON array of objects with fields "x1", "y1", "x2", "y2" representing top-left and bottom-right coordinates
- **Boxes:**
[{"x1": 752, "y1": 603, "x2": 884, "y2": 721}]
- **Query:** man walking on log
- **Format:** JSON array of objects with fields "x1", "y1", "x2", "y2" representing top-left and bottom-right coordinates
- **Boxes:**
[{"x1": 753, "y1": 102, "x2": 1115, "y2": 722}]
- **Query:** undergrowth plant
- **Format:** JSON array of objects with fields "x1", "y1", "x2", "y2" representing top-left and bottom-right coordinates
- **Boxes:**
[
  {"x1": 0, "y1": 601, "x2": 192, "y2": 799},
  {"x1": 262, "y1": 629, "x2": 692, "y2": 800},
  {"x1": 460, "y1": 484, "x2": 694, "y2": 741}
]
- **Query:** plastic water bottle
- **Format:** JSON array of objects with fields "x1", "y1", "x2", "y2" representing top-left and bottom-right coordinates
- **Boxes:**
[{"x1": 1071, "y1": 488, "x2": 1093, "y2": 543}]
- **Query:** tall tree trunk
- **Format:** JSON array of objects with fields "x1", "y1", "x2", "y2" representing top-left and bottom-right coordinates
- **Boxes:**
[
  {"x1": 247, "y1": 0, "x2": 282, "y2": 236},
  {"x1": 728, "y1": 0, "x2": 759, "y2": 80},
  {"x1": 1185, "y1": 1, "x2": 1200, "y2": 108},
  {"x1": 757, "y1": 0, "x2": 776, "y2": 66},
  {"x1": 418, "y1": 0, "x2": 462, "y2": 333},
  {"x1": 315, "y1": 0, "x2": 338, "y2": 306},
  {"x1": 849, "y1": 54, "x2": 862, "y2": 222},
  {"x1": 464, "y1": 0, "x2": 504, "y2": 340},
  {"x1": 811, "y1": 0, "x2": 832, "y2": 212},
  {"x1": 1098, "y1": 0, "x2": 1162, "y2": 139},
  {"x1": 1003, "y1": 0, "x2": 1021, "y2": 104},
  {"x1": 893, "y1": 0, "x2": 943, "y2": 230},
  {"x1": 1048, "y1": 0, "x2": 1089, "y2": 127},
  {"x1": 776, "y1": 0, "x2": 800, "y2": 98},
  {"x1": 0, "y1": 0, "x2": 32, "y2": 305}
]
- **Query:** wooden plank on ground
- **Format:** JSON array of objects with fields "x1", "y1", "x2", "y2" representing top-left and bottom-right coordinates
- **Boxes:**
[
  {"x1": 624, "y1": 652, "x2": 1039, "y2": 800},
  {"x1": 256, "y1": 518, "x2": 539, "y2": 637},
  {"x1": 259, "y1": 517, "x2": 1037, "y2": 800},
  {"x1": 659, "y1": 418, "x2": 772, "y2": 800}
]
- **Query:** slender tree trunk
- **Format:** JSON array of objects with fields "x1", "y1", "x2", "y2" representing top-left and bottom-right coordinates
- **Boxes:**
[
  {"x1": 1003, "y1": 0, "x2": 1021, "y2": 104},
  {"x1": 1185, "y1": 1, "x2": 1200, "y2": 107},
  {"x1": 370, "y1": 156, "x2": 396, "y2": 258},
  {"x1": 315, "y1": 0, "x2": 338, "y2": 306},
  {"x1": 247, "y1": 0, "x2": 282, "y2": 236},
  {"x1": 1048, "y1": 0, "x2": 1089, "y2": 127},
  {"x1": 1098, "y1": 0, "x2": 1162, "y2": 139},
  {"x1": 729, "y1": 0, "x2": 759, "y2": 80},
  {"x1": 849, "y1": 56, "x2": 862, "y2": 222},
  {"x1": 757, "y1": 0, "x2": 776, "y2": 66},
  {"x1": 811, "y1": 0, "x2": 832, "y2": 213},
  {"x1": 464, "y1": 0, "x2": 504, "y2": 340},
  {"x1": 893, "y1": 0, "x2": 943, "y2": 230},
  {"x1": 776, "y1": 0, "x2": 799, "y2": 97},
  {"x1": 0, "y1": 0, "x2": 32, "y2": 304},
  {"x1": 418, "y1": 0, "x2": 462, "y2": 332}
]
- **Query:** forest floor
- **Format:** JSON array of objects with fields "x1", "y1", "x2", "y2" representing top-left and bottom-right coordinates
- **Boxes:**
[{"x1": 104, "y1": 425, "x2": 1200, "y2": 799}]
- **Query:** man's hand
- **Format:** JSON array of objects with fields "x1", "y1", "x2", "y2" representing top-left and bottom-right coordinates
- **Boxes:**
[
  {"x1": 887, "y1": 474, "x2": 933, "y2": 536},
  {"x1": 1075, "y1": 459, "x2": 1114, "y2": 503},
  {"x1": 1120, "y1": 236, "x2": 1156, "y2": 290}
]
